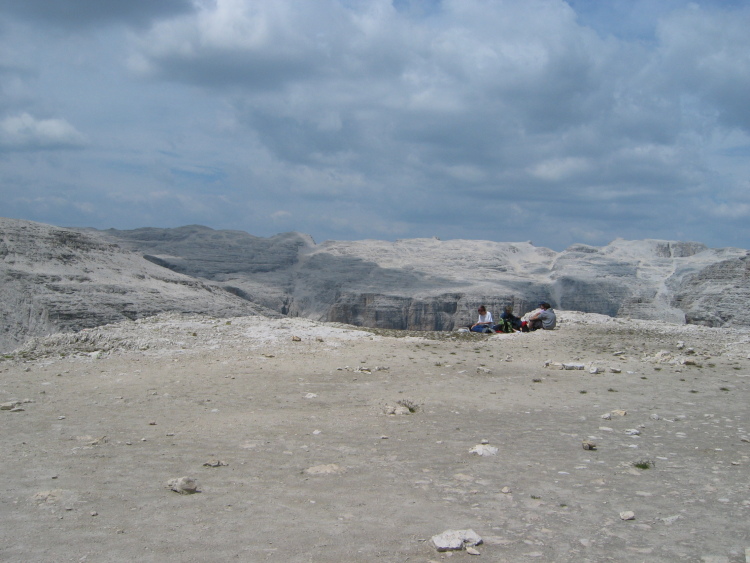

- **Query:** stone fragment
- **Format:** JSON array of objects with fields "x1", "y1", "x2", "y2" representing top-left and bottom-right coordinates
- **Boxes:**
[
  {"x1": 620, "y1": 511, "x2": 635, "y2": 520},
  {"x1": 563, "y1": 363, "x2": 585, "y2": 370},
  {"x1": 650, "y1": 414, "x2": 661, "y2": 420},
  {"x1": 469, "y1": 444, "x2": 498, "y2": 456},
  {"x1": 431, "y1": 529, "x2": 483, "y2": 552},
  {"x1": 612, "y1": 409, "x2": 627, "y2": 417},
  {"x1": 609, "y1": 367, "x2": 622, "y2": 373},
  {"x1": 202, "y1": 460, "x2": 228, "y2": 467},
  {"x1": 601, "y1": 413, "x2": 612, "y2": 420},
  {"x1": 304, "y1": 464, "x2": 343, "y2": 475},
  {"x1": 167, "y1": 476, "x2": 199, "y2": 494},
  {"x1": 304, "y1": 393, "x2": 318, "y2": 399},
  {"x1": 466, "y1": 547, "x2": 481, "y2": 555},
  {"x1": 291, "y1": 335, "x2": 301, "y2": 342},
  {"x1": 589, "y1": 367, "x2": 603, "y2": 374},
  {"x1": 582, "y1": 441, "x2": 597, "y2": 450},
  {"x1": 476, "y1": 367, "x2": 492, "y2": 375},
  {"x1": 1, "y1": 401, "x2": 20, "y2": 410},
  {"x1": 501, "y1": 486, "x2": 511, "y2": 494},
  {"x1": 625, "y1": 429, "x2": 641, "y2": 435}
]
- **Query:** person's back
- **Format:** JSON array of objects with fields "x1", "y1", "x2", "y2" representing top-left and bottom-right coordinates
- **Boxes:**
[{"x1": 539, "y1": 307, "x2": 556, "y2": 329}]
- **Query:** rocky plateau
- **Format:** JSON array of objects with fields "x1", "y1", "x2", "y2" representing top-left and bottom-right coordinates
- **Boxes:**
[{"x1": 1, "y1": 217, "x2": 748, "y2": 353}]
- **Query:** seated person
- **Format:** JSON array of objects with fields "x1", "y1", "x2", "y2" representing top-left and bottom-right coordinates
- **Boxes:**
[
  {"x1": 527, "y1": 302, "x2": 556, "y2": 331},
  {"x1": 470, "y1": 305, "x2": 494, "y2": 333},
  {"x1": 497, "y1": 305, "x2": 521, "y2": 332}
]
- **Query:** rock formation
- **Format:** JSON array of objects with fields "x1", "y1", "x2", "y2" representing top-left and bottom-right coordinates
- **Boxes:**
[
  {"x1": 94, "y1": 224, "x2": 749, "y2": 330},
  {"x1": 1, "y1": 218, "x2": 747, "y2": 352},
  {"x1": 0, "y1": 219, "x2": 276, "y2": 353}
]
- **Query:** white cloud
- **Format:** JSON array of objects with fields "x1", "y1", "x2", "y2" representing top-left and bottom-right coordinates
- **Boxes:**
[{"x1": 0, "y1": 112, "x2": 87, "y2": 151}]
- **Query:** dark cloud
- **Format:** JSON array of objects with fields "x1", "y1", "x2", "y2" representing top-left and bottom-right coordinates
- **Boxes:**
[
  {"x1": 0, "y1": 0, "x2": 194, "y2": 29},
  {"x1": 1, "y1": 0, "x2": 749, "y2": 251}
]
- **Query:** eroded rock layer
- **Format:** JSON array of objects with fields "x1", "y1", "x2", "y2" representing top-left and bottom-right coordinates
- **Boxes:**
[{"x1": 1, "y1": 218, "x2": 747, "y2": 351}]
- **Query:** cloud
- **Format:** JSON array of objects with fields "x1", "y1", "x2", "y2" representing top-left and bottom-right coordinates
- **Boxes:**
[
  {"x1": 0, "y1": 0, "x2": 194, "y2": 29},
  {"x1": 0, "y1": 113, "x2": 87, "y2": 151},
  {"x1": 1, "y1": 0, "x2": 749, "y2": 251}
]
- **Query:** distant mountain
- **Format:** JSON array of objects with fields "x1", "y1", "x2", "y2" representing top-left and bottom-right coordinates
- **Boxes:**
[
  {"x1": 2, "y1": 218, "x2": 747, "y2": 352},
  {"x1": 96, "y1": 223, "x2": 749, "y2": 330}
]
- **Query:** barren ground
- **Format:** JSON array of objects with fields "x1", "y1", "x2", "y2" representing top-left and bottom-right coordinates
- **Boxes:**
[{"x1": 1, "y1": 312, "x2": 749, "y2": 562}]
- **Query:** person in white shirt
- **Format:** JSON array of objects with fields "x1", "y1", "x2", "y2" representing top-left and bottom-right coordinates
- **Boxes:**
[{"x1": 470, "y1": 305, "x2": 494, "y2": 333}]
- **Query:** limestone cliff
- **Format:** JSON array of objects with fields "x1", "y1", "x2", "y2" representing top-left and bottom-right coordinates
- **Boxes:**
[
  {"x1": 0, "y1": 219, "x2": 276, "y2": 353},
  {"x1": 2, "y1": 218, "x2": 747, "y2": 352}
]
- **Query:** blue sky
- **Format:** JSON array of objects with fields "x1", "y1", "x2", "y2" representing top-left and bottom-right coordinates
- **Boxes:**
[{"x1": 1, "y1": 0, "x2": 749, "y2": 250}]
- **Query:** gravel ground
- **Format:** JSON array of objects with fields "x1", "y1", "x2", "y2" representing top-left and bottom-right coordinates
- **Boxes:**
[{"x1": 2, "y1": 312, "x2": 749, "y2": 562}]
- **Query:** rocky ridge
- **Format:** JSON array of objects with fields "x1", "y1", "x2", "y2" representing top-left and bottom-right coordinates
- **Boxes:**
[
  {"x1": 0, "y1": 218, "x2": 277, "y2": 353},
  {"x1": 96, "y1": 224, "x2": 749, "y2": 330},
  {"x1": 1, "y1": 218, "x2": 748, "y2": 352}
]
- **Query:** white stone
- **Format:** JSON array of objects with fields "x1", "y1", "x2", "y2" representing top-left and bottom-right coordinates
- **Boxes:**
[
  {"x1": 469, "y1": 444, "x2": 498, "y2": 456},
  {"x1": 167, "y1": 476, "x2": 199, "y2": 494},
  {"x1": 563, "y1": 363, "x2": 585, "y2": 370},
  {"x1": 431, "y1": 529, "x2": 483, "y2": 552},
  {"x1": 619, "y1": 511, "x2": 635, "y2": 520}
]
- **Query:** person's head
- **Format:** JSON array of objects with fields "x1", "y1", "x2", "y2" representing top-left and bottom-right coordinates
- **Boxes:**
[
  {"x1": 540, "y1": 302, "x2": 551, "y2": 310},
  {"x1": 478, "y1": 305, "x2": 487, "y2": 314},
  {"x1": 504, "y1": 305, "x2": 513, "y2": 314}
]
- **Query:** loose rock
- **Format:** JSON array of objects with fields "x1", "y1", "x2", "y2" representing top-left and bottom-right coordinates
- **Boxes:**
[
  {"x1": 304, "y1": 464, "x2": 343, "y2": 475},
  {"x1": 202, "y1": 460, "x2": 228, "y2": 467},
  {"x1": 469, "y1": 444, "x2": 498, "y2": 456},
  {"x1": 431, "y1": 529, "x2": 483, "y2": 552},
  {"x1": 167, "y1": 476, "x2": 199, "y2": 494}
]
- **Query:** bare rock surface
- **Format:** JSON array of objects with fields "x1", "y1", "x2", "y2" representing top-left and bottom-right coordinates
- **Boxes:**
[
  {"x1": 2, "y1": 218, "x2": 749, "y2": 353},
  {"x1": 1, "y1": 311, "x2": 749, "y2": 561},
  {"x1": 0, "y1": 218, "x2": 278, "y2": 352},
  {"x1": 95, "y1": 224, "x2": 749, "y2": 331}
]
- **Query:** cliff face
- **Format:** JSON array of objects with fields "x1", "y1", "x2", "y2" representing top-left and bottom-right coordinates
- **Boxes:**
[
  {"x1": 672, "y1": 255, "x2": 750, "y2": 327},
  {"x1": 95, "y1": 226, "x2": 749, "y2": 331},
  {"x1": 0, "y1": 219, "x2": 276, "y2": 353},
  {"x1": 2, "y1": 218, "x2": 748, "y2": 352}
]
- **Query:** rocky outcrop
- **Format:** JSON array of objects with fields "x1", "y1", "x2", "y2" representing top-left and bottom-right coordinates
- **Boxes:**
[
  {"x1": 95, "y1": 226, "x2": 749, "y2": 331},
  {"x1": 2, "y1": 218, "x2": 747, "y2": 352},
  {"x1": 0, "y1": 219, "x2": 276, "y2": 353},
  {"x1": 672, "y1": 255, "x2": 750, "y2": 327}
]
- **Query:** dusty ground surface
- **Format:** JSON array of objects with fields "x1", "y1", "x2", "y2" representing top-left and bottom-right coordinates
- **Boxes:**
[{"x1": 1, "y1": 312, "x2": 749, "y2": 562}]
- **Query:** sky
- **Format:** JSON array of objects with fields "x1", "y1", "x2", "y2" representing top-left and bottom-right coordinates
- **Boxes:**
[{"x1": 1, "y1": 0, "x2": 749, "y2": 250}]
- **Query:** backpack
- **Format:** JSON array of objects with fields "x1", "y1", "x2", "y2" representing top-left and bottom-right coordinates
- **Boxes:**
[{"x1": 495, "y1": 318, "x2": 514, "y2": 333}]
